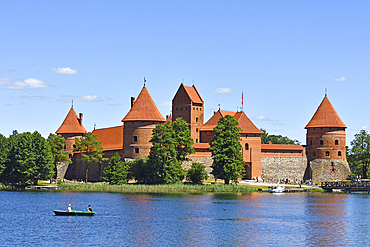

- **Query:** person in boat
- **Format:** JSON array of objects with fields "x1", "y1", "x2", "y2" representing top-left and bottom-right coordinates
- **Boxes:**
[
  {"x1": 67, "y1": 204, "x2": 72, "y2": 212},
  {"x1": 87, "y1": 205, "x2": 93, "y2": 212}
]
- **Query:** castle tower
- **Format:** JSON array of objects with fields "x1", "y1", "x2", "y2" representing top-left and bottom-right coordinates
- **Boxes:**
[
  {"x1": 56, "y1": 106, "x2": 87, "y2": 159},
  {"x1": 172, "y1": 83, "x2": 204, "y2": 143},
  {"x1": 305, "y1": 95, "x2": 351, "y2": 182},
  {"x1": 122, "y1": 85, "x2": 165, "y2": 158}
]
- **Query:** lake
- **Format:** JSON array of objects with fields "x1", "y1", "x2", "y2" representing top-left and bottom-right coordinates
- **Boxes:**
[{"x1": 0, "y1": 190, "x2": 369, "y2": 246}]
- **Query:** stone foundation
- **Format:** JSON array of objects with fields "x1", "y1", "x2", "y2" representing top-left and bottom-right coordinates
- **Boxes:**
[
  {"x1": 309, "y1": 159, "x2": 351, "y2": 182},
  {"x1": 56, "y1": 162, "x2": 70, "y2": 180},
  {"x1": 182, "y1": 156, "x2": 215, "y2": 178},
  {"x1": 261, "y1": 157, "x2": 307, "y2": 182}
]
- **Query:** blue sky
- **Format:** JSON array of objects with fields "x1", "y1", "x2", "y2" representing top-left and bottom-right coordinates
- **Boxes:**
[{"x1": 1, "y1": 0, "x2": 369, "y2": 146}]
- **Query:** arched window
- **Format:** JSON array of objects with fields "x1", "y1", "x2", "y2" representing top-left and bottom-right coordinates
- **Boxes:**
[
  {"x1": 245, "y1": 143, "x2": 249, "y2": 150},
  {"x1": 320, "y1": 140, "x2": 324, "y2": 145},
  {"x1": 313, "y1": 151, "x2": 316, "y2": 157},
  {"x1": 326, "y1": 151, "x2": 330, "y2": 157},
  {"x1": 338, "y1": 151, "x2": 342, "y2": 156},
  {"x1": 335, "y1": 140, "x2": 339, "y2": 145},
  {"x1": 310, "y1": 140, "x2": 312, "y2": 145}
]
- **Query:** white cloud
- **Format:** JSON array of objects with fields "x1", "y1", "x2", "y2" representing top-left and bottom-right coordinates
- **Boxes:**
[
  {"x1": 158, "y1": 101, "x2": 171, "y2": 106},
  {"x1": 348, "y1": 126, "x2": 368, "y2": 130},
  {"x1": 7, "y1": 78, "x2": 51, "y2": 89},
  {"x1": 52, "y1": 67, "x2": 78, "y2": 75},
  {"x1": 253, "y1": 116, "x2": 286, "y2": 126},
  {"x1": 334, "y1": 77, "x2": 347, "y2": 81},
  {"x1": 59, "y1": 95, "x2": 108, "y2": 102},
  {"x1": 209, "y1": 88, "x2": 236, "y2": 93},
  {"x1": 21, "y1": 95, "x2": 50, "y2": 100},
  {"x1": 0, "y1": 78, "x2": 12, "y2": 84}
]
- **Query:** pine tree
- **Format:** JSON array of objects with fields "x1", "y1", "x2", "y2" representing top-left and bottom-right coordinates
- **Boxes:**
[
  {"x1": 104, "y1": 152, "x2": 130, "y2": 184},
  {"x1": 209, "y1": 115, "x2": 245, "y2": 184}
]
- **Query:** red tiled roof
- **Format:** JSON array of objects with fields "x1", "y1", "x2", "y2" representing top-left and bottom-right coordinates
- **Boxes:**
[
  {"x1": 56, "y1": 107, "x2": 87, "y2": 134},
  {"x1": 92, "y1": 126, "x2": 123, "y2": 151},
  {"x1": 166, "y1": 115, "x2": 172, "y2": 122},
  {"x1": 193, "y1": 143, "x2": 210, "y2": 149},
  {"x1": 261, "y1": 143, "x2": 304, "y2": 151},
  {"x1": 200, "y1": 110, "x2": 262, "y2": 134},
  {"x1": 122, "y1": 86, "x2": 165, "y2": 122},
  {"x1": 183, "y1": 84, "x2": 203, "y2": 104},
  {"x1": 305, "y1": 96, "x2": 346, "y2": 129}
]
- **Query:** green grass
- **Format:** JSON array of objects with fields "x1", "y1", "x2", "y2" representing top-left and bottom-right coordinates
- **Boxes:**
[{"x1": 58, "y1": 183, "x2": 256, "y2": 193}]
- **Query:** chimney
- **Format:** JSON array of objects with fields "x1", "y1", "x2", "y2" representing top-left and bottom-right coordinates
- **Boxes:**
[
  {"x1": 131, "y1": 97, "x2": 135, "y2": 108},
  {"x1": 79, "y1": 113, "x2": 83, "y2": 125}
]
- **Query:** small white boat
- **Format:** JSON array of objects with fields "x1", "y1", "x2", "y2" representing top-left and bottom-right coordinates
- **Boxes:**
[{"x1": 269, "y1": 184, "x2": 285, "y2": 193}]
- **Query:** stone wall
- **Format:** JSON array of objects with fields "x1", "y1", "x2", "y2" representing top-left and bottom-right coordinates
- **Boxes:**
[
  {"x1": 261, "y1": 157, "x2": 308, "y2": 182},
  {"x1": 56, "y1": 162, "x2": 70, "y2": 180},
  {"x1": 182, "y1": 156, "x2": 215, "y2": 178},
  {"x1": 309, "y1": 159, "x2": 351, "y2": 182}
]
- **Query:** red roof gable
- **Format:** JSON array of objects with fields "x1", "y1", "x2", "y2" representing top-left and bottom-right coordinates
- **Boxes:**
[
  {"x1": 200, "y1": 110, "x2": 262, "y2": 134},
  {"x1": 122, "y1": 86, "x2": 165, "y2": 122},
  {"x1": 56, "y1": 107, "x2": 87, "y2": 134},
  {"x1": 305, "y1": 96, "x2": 346, "y2": 129},
  {"x1": 92, "y1": 126, "x2": 123, "y2": 151},
  {"x1": 183, "y1": 84, "x2": 203, "y2": 104}
]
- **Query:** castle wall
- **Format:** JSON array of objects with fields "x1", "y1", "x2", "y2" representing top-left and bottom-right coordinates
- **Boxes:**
[
  {"x1": 261, "y1": 156, "x2": 308, "y2": 182},
  {"x1": 183, "y1": 155, "x2": 215, "y2": 179},
  {"x1": 309, "y1": 159, "x2": 351, "y2": 182}
]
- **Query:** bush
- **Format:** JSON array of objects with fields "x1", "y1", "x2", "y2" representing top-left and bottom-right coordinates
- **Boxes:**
[{"x1": 185, "y1": 162, "x2": 208, "y2": 184}]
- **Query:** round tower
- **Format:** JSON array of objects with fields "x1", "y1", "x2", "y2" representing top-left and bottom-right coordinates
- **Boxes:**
[
  {"x1": 305, "y1": 95, "x2": 350, "y2": 182},
  {"x1": 122, "y1": 85, "x2": 165, "y2": 159}
]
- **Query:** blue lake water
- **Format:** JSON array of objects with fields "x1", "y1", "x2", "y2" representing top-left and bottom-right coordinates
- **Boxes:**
[{"x1": 0, "y1": 190, "x2": 369, "y2": 246}]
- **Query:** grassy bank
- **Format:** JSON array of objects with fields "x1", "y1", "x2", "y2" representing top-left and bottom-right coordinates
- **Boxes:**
[{"x1": 58, "y1": 183, "x2": 256, "y2": 193}]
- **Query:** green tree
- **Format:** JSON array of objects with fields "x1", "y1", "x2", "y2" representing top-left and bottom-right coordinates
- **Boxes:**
[
  {"x1": 348, "y1": 130, "x2": 370, "y2": 178},
  {"x1": 209, "y1": 115, "x2": 245, "y2": 184},
  {"x1": 129, "y1": 157, "x2": 148, "y2": 183},
  {"x1": 260, "y1": 128, "x2": 300, "y2": 144},
  {"x1": 103, "y1": 153, "x2": 130, "y2": 184},
  {"x1": 0, "y1": 131, "x2": 17, "y2": 184},
  {"x1": 0, "y1": 134, "x2": 10, "y2": 177},
  {"x1": 146, "y1": 122, "x2": 183, "y2": 184},
  {"x1": 47, "y1": 133, "x2": 71, "y2": 168},
  {"x1": 172, "y1": 118, "x2": 195, "y2": 161},
  {"x1": 185, "y1": 162, "x2": 208, "y2": 184},
  {"x1": 74, "y1": 132, "x2": 105, "y2": 183},
  {"x1": 32, "y1": 131, "x2": 55, "y2": 183}
]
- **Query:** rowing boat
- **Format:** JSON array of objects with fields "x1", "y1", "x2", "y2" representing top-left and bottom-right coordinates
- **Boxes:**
[{"x1": 53, "y1": 210, "x2": 95, "y2": 216}]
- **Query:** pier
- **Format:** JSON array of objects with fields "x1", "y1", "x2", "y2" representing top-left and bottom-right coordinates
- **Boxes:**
[{"x1": 322, "y1": 181, "x2": 370, "y2": 193}]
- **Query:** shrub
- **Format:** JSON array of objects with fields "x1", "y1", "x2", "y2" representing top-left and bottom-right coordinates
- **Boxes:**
[{"x1": 185, "y1": 162, "x2": 208, "y2": 184}]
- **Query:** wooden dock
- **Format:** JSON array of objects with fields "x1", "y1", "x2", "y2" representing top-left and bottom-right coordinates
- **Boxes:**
[
  {"x1": 322, "y1": 181, "x2": 370, "y2": 193},
  {"x1": 25, "y1": 185, "x2": 58, "y2": 191},
  {"x1": 260, "y1": 188, "x2": 311, "y2": 193}
]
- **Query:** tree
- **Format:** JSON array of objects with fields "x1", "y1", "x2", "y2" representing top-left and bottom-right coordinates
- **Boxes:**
[
  {"x1": 146, "y1": 122, "x2": 184, "y2": 184},
  {"x1": 129, "y1": 157, "x2": 148, "y2": 184},
  {"x1": 32, "y1": 131, "x2": 55, "y2": 183},
  {"x1": 103, "y1": 153, "x2": 130, "y2": 184},
  {"x1": 47, "y1": 133, "x2": 71, "y2": 168},
  {"x1": 348, "y1": 130, "x2": 370, "y2": 178},
  {"x1": 261, "y1": 129, "x2": 300, "y2": 145},
  {"x1": 172, "y1": 118, "x2": 195, "y2": 161},
  {"x1": 185, "y1": 162, "x2": 208, "y2": 184},
  {"x1": 74, "y1": 132, "x2": 105, "y2": 183},
  {"x1": 0, "y1": 134, "x2": 10, "y2": 178},
  {"x1": 209, "y1": 115, "x2": 245, "y2": 184}
]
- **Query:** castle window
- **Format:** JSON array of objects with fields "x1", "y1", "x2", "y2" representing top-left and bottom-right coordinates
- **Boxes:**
[
  {"x1": 135, "y1": 148, "x2": 139, "y2": 153},
  {"x1": 335, "y1": 140, "x2": 339, "y2": 145},
  {"x1": 338, "y1": 151, "x2": 342, "y2": 156},
  {"x1": 196, "y1": 117, "x2": 198, "y2": 122},
  {"x1": 193, "y1": 107, "x2": 195, "y2": 110},
  {"x1": 254, "y1": 134, "x2": 256, "y2": 137},
  {"x1": 186, "y1": 108, "x2": 187, "y2": 110},
  {"x1": 320, "y1": 140, "x2": 323, "y2": 145},
  {"x1": 200, "y1": 108, "x2": 202, "y2": 110},
  {"x1": 313, "y1": 152, "x2": 316, "y2": 156},
  {"x1": 196, "y1": 139, "x2": 198, "y2": 143},
  {"x1": 245, "y1": 143, "x2": 249, "y2": 150},
  {"x1": 133, "y1": 136, "x2": 138, "y2": 142},
  {"x1": 326, "y1": 151, "x2": 330, "y2": 157},
  {"x1": 196, "y1": 128, "x2": 198, "y2": 132},
  {"x1": 197, "y1": 108, "x2": 198, "y2": 110},
  {"x1": 310, "y1": 140, "x2": 312, "y2": 145}
]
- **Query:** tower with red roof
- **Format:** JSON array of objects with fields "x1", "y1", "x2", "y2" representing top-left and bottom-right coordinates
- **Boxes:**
[
  {"x1": 305, "y1": 95, "x2": 350, "y2": 181},
  {"x1": 122, "y1": 85, "x2": 165, "y2": 158}
]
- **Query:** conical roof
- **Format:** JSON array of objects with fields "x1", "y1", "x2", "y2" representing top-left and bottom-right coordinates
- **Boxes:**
[
  {"x1": 305, "y1": 96, "x2": 346, "y2": 129},
  {"x1": 122, "y1": 86, "x2": 165, "y2": 122},
  {"x1": 56, "y1": 107, "x2": 87, "y2": 134}
]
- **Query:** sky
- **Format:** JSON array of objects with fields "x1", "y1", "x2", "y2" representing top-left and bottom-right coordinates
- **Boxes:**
[{"x1": 1, "y1": 0, "x2": 369, "y2": 146}]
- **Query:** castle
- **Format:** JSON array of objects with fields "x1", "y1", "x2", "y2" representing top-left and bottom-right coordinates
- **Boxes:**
[{"x1": 56, "y1": 83, "x2": 351, "y2": 183}]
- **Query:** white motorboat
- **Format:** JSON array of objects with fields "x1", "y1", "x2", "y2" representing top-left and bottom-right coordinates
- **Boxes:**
[{"x1": 269, "y1": 184, "x2": 285, "y2": 193}]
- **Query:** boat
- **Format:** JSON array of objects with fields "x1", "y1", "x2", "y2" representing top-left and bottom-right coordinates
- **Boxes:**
[
  {"x1": 269, "y1": 183, "x2": 285, "y2": 193},
  {"x1": 53, "y1": 210, "x2": 95, "y2": 216}
]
